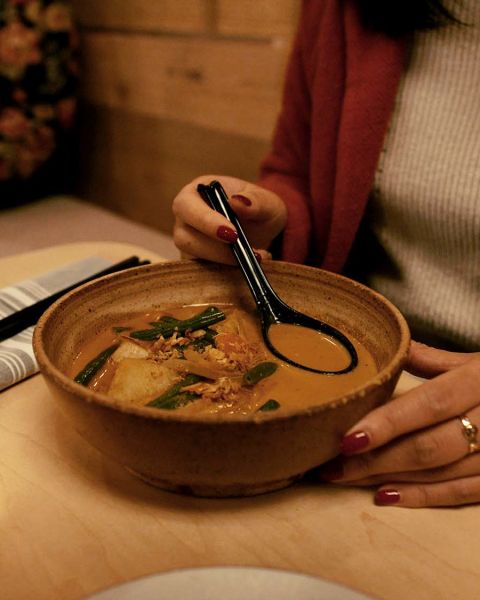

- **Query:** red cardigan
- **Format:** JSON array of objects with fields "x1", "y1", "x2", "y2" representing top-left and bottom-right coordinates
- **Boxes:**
[{"x1": 258, "y1": 0, "x2": 408, "y2": 272}]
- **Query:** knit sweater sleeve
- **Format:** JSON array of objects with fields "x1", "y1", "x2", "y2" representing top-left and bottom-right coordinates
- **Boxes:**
[{"x1": 257, "y1": 1, "x2": 325, "y2": 263}]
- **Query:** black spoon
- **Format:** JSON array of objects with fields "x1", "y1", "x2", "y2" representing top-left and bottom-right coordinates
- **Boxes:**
[{"x1": 197, "y1": 180, "x2": 358, "y2": 375}]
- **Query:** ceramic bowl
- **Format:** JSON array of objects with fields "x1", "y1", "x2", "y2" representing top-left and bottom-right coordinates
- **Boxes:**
[{"x1": 33, "y1": 259, "x2": 410, "y2": 497}]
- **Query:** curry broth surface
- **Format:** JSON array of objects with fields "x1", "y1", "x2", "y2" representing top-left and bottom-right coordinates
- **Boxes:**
[{"x1": 70, "y1": 304, "x2": 377, "y2": 415}]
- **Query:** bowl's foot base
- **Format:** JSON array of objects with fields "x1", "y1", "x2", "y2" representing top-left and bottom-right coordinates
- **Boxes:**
[{"x1": 127, "y1": 468, "x2": 302, "y2": 498}]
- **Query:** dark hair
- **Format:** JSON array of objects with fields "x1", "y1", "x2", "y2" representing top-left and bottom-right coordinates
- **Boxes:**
[{"x1": 355, "y1": 0, "x2": 462, "y2": 37}]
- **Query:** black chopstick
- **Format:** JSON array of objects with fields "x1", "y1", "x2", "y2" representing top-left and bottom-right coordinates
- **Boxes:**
[{"x1": 0, "y1": 255, "x2": 150, "y2": 343}]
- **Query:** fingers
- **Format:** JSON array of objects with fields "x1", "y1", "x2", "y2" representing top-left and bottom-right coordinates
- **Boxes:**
[
  {"x1": 173, "y1": 221, "x2": 238, "y2": 265},
  {"x1": 174, "y1": 221, "x2": 271, "y2": 265},
  {"x1": 313, "y1": 351, "x2": 480, "y2": 508},
  {"x1": 406, "y1": 340, "x2": 479, "y2": 378},
  {"x1": 327, "y1": 471, "x2": 480, "y2": 508},
  {"x1": 335, "y1": 452, "x2": 480, "y2": 486},
  {"x1": 373, "y1": 476, "x2": 480, "y2": 508},
  {"x1": 173, "y1": 176, "x2": 239, "y2": 248},
  {"x1": 313, "y1": 452, "x2": 480, "y2": 507},
  {"x1": 172, "y1": 175, "x2": 287, "y2": 261},
  {"x1": 346, "y1": 415, "x2": 477, "y2": 479},
  {"x1": 340, "y1": 357, "x2": 480, "y2": 454},
  {"x1": 318, "y1": 405, "x2": 480, "y2": 484},
  {"x1": 230, "y1": 182, "x2": 287, "y2": 232}
]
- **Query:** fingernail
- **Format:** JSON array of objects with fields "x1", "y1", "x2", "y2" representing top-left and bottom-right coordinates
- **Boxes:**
[
  {"x1": 254, "y1": 251, "x2": 262, "y2": 263},
  {"x1": 216, "y1": 225, "x2": 238, "y2": 243},
  {"x1": 340, "y1": 431, "x2": 370, "y2": 455},
  {"x1": 374, "y1": 488, "x2": 401, "y2": 505},
  {"x1": 231, "y1": 194, "x2": 252, "y2": 206},
  {"x1": 314, "y1": 458, "x2": 344, "y2": 481}
]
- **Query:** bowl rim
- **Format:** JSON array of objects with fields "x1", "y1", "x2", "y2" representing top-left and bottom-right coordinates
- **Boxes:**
[{"x1": 33, "y1": 259, "x2": 411, "y2": 425}]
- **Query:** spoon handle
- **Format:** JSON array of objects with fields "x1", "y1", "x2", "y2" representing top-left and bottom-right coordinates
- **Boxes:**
[
  {"x1": 197, "y1": 181, "x2": 282, "y2": 322},
  {"x1": 198, "y1": 181, "x2": 358, "y2": 375}
]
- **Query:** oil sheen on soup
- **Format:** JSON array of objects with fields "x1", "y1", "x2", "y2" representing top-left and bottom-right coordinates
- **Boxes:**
[{"x1": 70, "y1": 304, "x2": 377, "y2": 416}]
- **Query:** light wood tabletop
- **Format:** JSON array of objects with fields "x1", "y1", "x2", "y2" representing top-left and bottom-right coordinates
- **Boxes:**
[{"x1": 1, "y1": 243, "x2": 480, "y2": 600}]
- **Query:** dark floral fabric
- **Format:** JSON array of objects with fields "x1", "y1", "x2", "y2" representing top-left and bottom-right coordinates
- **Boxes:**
[{"x1": 0, "y1": 0, "x2": 77, "y2": 197}]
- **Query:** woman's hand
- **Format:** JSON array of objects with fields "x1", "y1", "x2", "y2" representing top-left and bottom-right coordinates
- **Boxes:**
[
  {"x1": 316, "y1": 341, "x2": 480, "y2": 508},
  {"x1": 172, "y1": 175, "x2": 287, "y2": 264}
]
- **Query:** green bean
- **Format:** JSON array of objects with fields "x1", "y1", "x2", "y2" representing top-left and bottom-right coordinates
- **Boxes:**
[
  {"x1": 257, "y1": 399, "x2": 281, "y2": 412},
  {"x1": 112, "y1": 326, "x2": 131, "y2": 334},
  {"x1": 147, "y1": 373, "x2": 201, "y2": 409},
  {"x1": 148, "y1": 315, "x2": 180, "y2": 327},
  {"x1": 74, "y1": 344, "x2": 119, "y2": 386},
  {"x1": 243, "y1": 361, "x2": 278, "y2": 385},
  {"x1": 130, "y1": 306, "x2": 225, "y2": 341},
  {"x1": 152, "y1": 392, "x2": 198, "y2": 410}
]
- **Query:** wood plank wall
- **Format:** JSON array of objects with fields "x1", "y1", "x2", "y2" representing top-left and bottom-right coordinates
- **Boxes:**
[{"x1": 72, "y1": 0, "x2": 299, "y2": 235}]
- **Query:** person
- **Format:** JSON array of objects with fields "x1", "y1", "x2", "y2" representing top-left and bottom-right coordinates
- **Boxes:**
[{"x1": 172, "y1": 0, "x2": 480, "y2": 508}]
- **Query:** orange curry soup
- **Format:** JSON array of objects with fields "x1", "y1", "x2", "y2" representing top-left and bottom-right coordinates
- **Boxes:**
[{"x1": 70, "y1": 304, "x2": 377, "y2": 416}]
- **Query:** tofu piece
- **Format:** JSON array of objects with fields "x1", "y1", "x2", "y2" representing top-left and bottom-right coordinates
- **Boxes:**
[
  {"x1": 109, "y1": 358, "x2": 177, "y2": 405},
  {"x1": 215, "y1": 310, "x2": 242, "y2": 335},
  {"x1": 111, "y1": 340, "x2": 149, "y2": 362}
]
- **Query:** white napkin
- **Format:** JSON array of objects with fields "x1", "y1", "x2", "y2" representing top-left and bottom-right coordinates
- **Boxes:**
[{"x1": 0, "y1": 256, "x2": 113, "y2": 392}]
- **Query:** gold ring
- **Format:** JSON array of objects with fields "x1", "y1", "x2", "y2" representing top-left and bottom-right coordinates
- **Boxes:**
[{"x1": 459, "y1": 415, "x2": 480, "y2": 454}]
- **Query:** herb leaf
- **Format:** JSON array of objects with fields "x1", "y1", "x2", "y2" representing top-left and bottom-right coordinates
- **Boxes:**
[{"x1": 243, "y1": 362, "x2": 278, "y2": 385}]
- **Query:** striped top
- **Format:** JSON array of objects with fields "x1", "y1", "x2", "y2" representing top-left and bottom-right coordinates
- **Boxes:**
[{"x1": 355, "y1": 0, "x2": 480, "y2": 351}]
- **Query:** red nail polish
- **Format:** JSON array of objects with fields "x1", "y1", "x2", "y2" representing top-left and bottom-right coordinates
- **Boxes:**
[
  {"x1": 374, "y1": 488, "x2": 401, "y2": 505},
  {"x1": 315, "y1": 458, "x2": 344, "y2": 481},
  {"x1": 216, "y1": 225, "x2": 238, "y2": 243},
  {"x1": 340, "y1": 431, "x2": 370, "y2": 455},
  {"x1": 231, "y1": 194, "x2": 252, "y2": 206}
]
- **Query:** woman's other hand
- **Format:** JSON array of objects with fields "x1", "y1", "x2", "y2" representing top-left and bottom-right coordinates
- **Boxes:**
[
  {"x1": 172, "y1": 175, "x2": 287, "y2": 264},
  {"x1": 316, "y1": 341, "x2": 480, "y2": 507}
]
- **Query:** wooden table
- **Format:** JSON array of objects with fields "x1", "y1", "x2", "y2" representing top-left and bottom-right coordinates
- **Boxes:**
[{"x1": 2, "y1": 243, "x2": 480, "y2": 600}]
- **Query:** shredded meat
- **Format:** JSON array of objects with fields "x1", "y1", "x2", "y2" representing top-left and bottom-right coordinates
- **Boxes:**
[
  {"x1": 203, "y1": 333, "x2": 265, "y2": 372},
  {"x1": 151, "y1": 331, "x2": 189, "y2": 359},
  {"x1": 184, "y1": 377, "x2": 242, "y2": 403}
]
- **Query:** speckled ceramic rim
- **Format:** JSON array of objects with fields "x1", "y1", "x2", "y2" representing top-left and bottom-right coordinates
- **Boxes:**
[{"x1": 33, "y1": 259, "x2": 411, "y2": 425}]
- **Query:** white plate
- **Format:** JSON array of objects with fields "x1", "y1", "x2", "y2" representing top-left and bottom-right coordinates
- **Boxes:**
[{"x1": 85, "y1": 566, "x2": 373, "y2": 600}]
